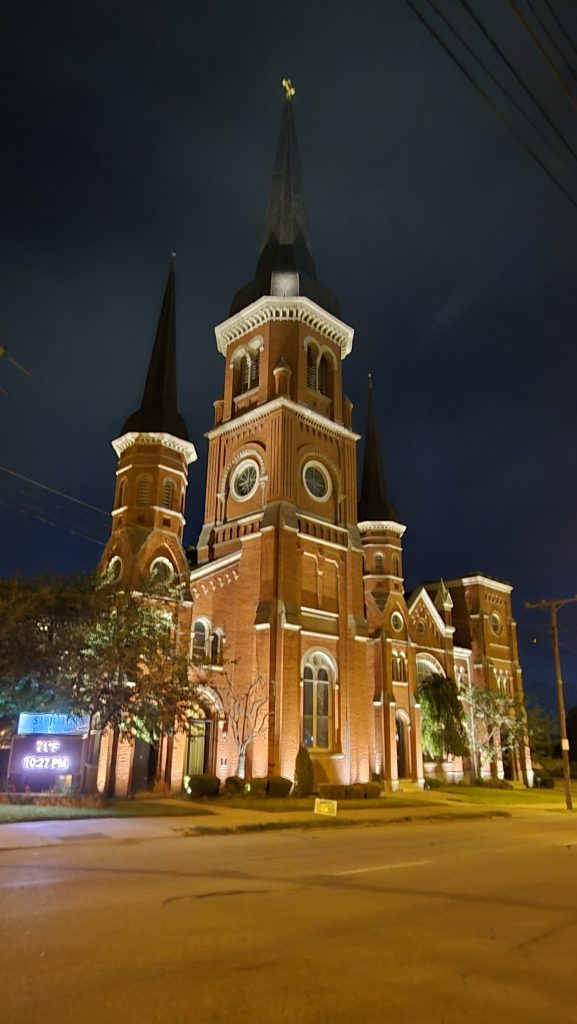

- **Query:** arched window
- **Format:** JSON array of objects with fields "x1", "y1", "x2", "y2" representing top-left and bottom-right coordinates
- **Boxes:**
[
  {"x1": 416, "y1": 653, "x2": 445, "y2": 685},
  {"x1": 317, "y1": 354, "x2": 329, "y2": 396},
  {"x1": 117, "y1": 479, "x2": 126, "y2": 509},
  {"x1": 211, "y1": 630, "x2": 224, "y2": 665},
  {"x1": 375, "y1": 552, "x2": 384, "y2": 574},
  {"x1": 302, "y1": 651, "x2": 336, "y2": 750},
  {"x1": 136, "y1": 476, "x2": 151, "y2": 506},
  {"x1": 392, "y1": 653, "x2": 407, "y2": 682},
  {"x1": 249, "y1": 348, "x2": 260, "y2": 389},
  {"x1": 306, "y1": 344, "x2": 318, "y2": 390},
  {"x1": 162, "y1": 479, "x2": 175, "y2": 509},
  {"x1": 393, "y1": 555, "x2": 400, "y2": 577},
  {"x1": 192, "y1": 620, "x2": 209, "y2": 661}
]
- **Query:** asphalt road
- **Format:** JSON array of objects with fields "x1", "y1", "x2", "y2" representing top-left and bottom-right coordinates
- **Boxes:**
[{"x1": 1, "y1": 815, "x2": 576, "y2": 1024}]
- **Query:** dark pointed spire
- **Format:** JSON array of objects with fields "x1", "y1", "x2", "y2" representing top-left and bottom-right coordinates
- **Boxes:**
[
  {"x1": 121, "y1": 256, "x2": 189, "y2": 441},
  {"x1": 229, "y1": 83, "x2": 340, "y2": 318},
  {"x1": 358, "y1": 375, "x2": 400, "y2": 523}
]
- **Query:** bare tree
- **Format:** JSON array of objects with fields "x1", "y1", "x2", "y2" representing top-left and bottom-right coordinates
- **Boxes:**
[{"x1": 216, "y1": 673, "x2": 269, "y2": 779}]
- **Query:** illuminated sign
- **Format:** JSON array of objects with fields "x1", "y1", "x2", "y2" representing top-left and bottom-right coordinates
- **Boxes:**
[
  {"x1": 17, "y1": 713, "x2": 90, "y2": 736},
  {"x1": 22, "y1": 740, "x2": 71, "y2": 772},
  {"x1": 8, "y1": 734, "x2": 84, "y2": 777}
]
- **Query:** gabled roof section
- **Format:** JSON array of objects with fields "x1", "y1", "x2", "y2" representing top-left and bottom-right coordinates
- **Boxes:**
[
  {"x1": 358, "y1": 375, "x2": 400, "y2": 524},
  {"x1": 407, "y1": 585, "x2": 453, "y2": 638},
  {"x1": 121, "y1": 257, "x2": 189, "y2": 442},
  {"x1": 229, "y1": 91, "x2": 340, "y2": 318}
]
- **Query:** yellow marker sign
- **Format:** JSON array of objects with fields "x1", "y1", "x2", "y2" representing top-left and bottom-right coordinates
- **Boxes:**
[
  {"x1": 314, "y1": 797, "x2": 337, "y2": 817},
  {"x1": 282, "y1": 78, "x2": 296, "y2": 100}
]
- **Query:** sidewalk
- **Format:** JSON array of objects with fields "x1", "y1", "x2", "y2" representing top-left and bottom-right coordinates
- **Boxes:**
[{"x1": 0, "y1": 794, "x2": 545, "y2": 852}]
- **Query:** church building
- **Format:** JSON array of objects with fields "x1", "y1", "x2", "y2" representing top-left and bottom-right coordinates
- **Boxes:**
[{"x1": 98, "y1": 93, "x2": 533, "y2": 795}]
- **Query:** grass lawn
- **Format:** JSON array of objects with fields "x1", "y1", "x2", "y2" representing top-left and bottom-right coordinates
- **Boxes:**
[
  {"x1": 208, "y1": 795, "x2": 430, "y2": 813},
  {"x1": 0, "y1": 800, "x2": 212, "y2": 825},
  {"x1": 436, "y1": 783, "x2": 577, "y2": 807}
]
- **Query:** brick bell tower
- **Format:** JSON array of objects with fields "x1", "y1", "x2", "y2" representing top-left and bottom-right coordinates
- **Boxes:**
[
  {"x1": 101, "y1": 257, "x2": 197, "y2": 588},
  {"x1": 192, "y1": 86, "x2": 372, "y2": 785}
]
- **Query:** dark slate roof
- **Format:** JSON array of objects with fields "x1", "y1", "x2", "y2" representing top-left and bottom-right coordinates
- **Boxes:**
[
  {"x1": 121, "y1": 257, "x2": 189, "y2": 441},
  {"x1": 358, "y1": 375, "x2": 400, "y2": 523},
  {"x1": 229, "y1": 98, "x2": 340, "y2": 318}
]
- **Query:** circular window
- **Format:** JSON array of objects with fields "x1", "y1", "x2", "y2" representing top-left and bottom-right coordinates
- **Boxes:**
[
  {"x1": 391, "y1": 611, "x2": 404, "y2": 632},
  {"x1": 231, "y1": 459, "x2": 260, "y2": 501},
  {"x1": 150, "y1": 557, "x2": 174, "y2": 584},
  {"x1": 303, "y1": 461, "x2": 331, "y2": 502},
  {"x1": 490, "y1": 611, "x2": 501, "y2": 635},
  {"x1": 107, "y1": 556, "x2": 123, "y2": 582},
  {"x1": 417, "y1": 618, "x2": 426, "y2": 635}
]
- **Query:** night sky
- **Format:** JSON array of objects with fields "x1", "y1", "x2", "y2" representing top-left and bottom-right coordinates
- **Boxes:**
[{"x1": 2, "y1": 1, "x2": 577, "y2": 711}]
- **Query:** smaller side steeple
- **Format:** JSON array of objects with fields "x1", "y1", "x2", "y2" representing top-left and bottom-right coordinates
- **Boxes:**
[
  {"x1": 358, "y1": 375, "x2": 399, "y2": 524},
  {"x1": 230, "y1": 83, "x2": 340, "y2": 318},
  {"x1": 100, "y1": 258, "x2": 196, "y2": 588},
  {"x1": 358, "y1": 376, "x2": 406, "y2": 616},
  {"x1": 122, "y1": 256, "x2": 189, "y2": 441}
]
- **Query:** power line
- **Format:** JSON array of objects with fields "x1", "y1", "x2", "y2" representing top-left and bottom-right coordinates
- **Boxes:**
[
  {"x1": 424, "y1": 0, "x2": 571, "y2": 168},
  {"x1": 0, "y1": 464, "x2": 108, "y2": 515},
  {"x1": 404, "y1": 0, "x2": 577, "y2": 214},
  {"x1": 526, "y1": 0, "x2": 577, "y2": 85},
  {"x1": 543, "y1": 0, "x2": 577, "y2": 68},
  {"x1": 507, "y1": 0, "x2": 577, "y2": 112},
  {"x1": 459, "y1": 0, "x2": 577, "y2": 166}
]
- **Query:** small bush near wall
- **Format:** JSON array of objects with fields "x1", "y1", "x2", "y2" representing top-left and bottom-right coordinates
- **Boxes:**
[
  {"x1": 472, "y1": 777, "x2": 514, "y2": 790},
  {"x1": 533, "y1": 769, "x2": 555, "y2": 789},
  {"x1": 245, "y1": 777, "x2": 268, "y2": 796},
  {"x1": 186, "y1": 774, "x2": 220, "y2": 798},
  {"x1": 0, "y1": 793, "x2": 105, "y2": 807},
  {"x1": 222, "y1": 776, "x2": 244, "y2": 796},
  {"x1": 318, "y1": 782, "x2": 381, "y2": 800},
  {"x1": 267, "y1": 776, "x2": 292, "y2": 797}
]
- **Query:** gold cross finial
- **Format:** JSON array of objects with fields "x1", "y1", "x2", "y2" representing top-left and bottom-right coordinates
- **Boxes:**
[{"x1": 282, "y1": 78, "x2": 295, "y2": 100}]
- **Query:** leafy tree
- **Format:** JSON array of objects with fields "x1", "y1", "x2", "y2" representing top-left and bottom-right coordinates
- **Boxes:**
[
  {"x1": 460, "y1": 681, "x2": 528, "y2": 779},
  {"x1": 525, "y1": 699, "x2": 559, "y2": 762},
  {"x1": 0, "y1": 572, "x2": 196, "y2": 794},
  {"x1": 214, "y1": 672, "x2": 269, "y2": 779},
  {"x1": 417, "y1": 673, "x2": 468, "y2": 762}
]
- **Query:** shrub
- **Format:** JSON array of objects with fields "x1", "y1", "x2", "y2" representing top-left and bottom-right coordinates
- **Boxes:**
[
  {"x1": 346, "y1": 783, "x2": 365, "y2": 799},
  {"x1": 294, "y1": 745, "x2": 315, "y2": 797},
  {"x1": 424, "y1": 777, "x2": 443, "y2": 790},
  {"x1": 363, "y1": 782, "x2": 382, "y2": 799},
  {"x1": 186, "y1": 773, "x2": 220, "y2": 798},
  {"x1": 318, "y1": 783, "x2": 344, "y2": 800},
  {"x1": 245, "y1": 777, "x2": 267, "y2": 797},
  {"x1": 222, "y1": 775, "x2": 244, "y2": 796},
  {"x1": 267, "y1": 775, "x2": 292, "y2": 798},
  {"x1": 472, "y1": 777, "x2": 514, "y2": 790},
  {"x1": 533, "y1": 769, "x2": 555, "y2": 789}
]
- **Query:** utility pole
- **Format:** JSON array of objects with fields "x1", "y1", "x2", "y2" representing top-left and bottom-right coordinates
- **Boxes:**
[{"x1": 525, "y1": 595, "x2": 577, "y2": 811}]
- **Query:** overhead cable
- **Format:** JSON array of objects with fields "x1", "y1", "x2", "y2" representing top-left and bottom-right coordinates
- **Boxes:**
[
  {"x1": 507, "y1": 0, "x2": 577, "y2": 112},
  {"x1": 425, "y1": 0, "x2": 575, "y2": 174},
  {"x1": 526, "y1": 0, "x2": 577, "y2": 85},
  {"x1": 459, "y1": 0, "x2": 577, "y2": 166},
  {"x1": 404, "y1": 0, "x2": 577, "y2": 214},
  {"x1": 543, "y1": 0, "x2": 577, "y2": 68}
]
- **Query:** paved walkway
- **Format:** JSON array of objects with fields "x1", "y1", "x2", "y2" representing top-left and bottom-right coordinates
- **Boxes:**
[{"x1": 0, "y1": 792, "x2": 568, "y2": 851}]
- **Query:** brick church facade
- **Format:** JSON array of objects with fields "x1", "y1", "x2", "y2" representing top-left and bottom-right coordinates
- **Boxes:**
[{"x1": 97, "y1": 96, "x2": 533, "y2": 795}]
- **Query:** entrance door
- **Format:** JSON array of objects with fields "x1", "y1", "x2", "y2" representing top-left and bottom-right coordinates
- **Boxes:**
[
  {"x1": 186, "y1": 719, "x2": 207, "y2": 777},
  {"x1": 396, "y1": 713, "x2": 408, "y2": 779}
]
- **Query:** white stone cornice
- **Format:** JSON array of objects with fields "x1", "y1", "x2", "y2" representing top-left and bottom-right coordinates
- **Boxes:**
[
  {"x1": 357, "y1": 520, "x2": 407, "y2": 537},
  {"x1": 214, "y1": 296, "x2": 354, "y2": 359},
  {"x1": 189, "y1": 549, "x2": 242, "y2": 583},
  {"x1": 206, "y1": 395, "x2": 360, "y2": 443},
  {"x1": 112, "y1": 431, "x2": 197, "y2": 465},
  {"x1": 456, "y1": 575, "x2": 513, "y2": 594}
]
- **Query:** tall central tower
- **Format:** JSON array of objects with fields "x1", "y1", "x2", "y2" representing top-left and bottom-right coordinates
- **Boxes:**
[{"x1": 191, "y1": 90, "x2": 372, "y2": 783}]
